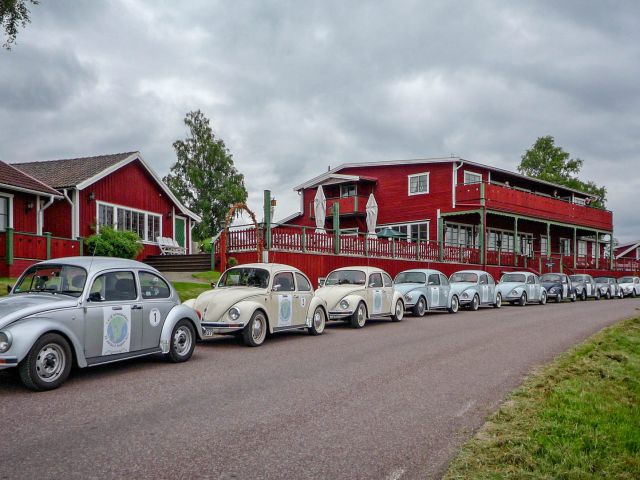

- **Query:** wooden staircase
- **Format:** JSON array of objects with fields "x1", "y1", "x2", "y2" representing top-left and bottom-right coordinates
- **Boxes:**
[{"x1": 144, "y1": 253, "x2": 213, "y2": 272}]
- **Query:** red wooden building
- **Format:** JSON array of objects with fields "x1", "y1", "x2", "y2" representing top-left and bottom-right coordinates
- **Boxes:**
[
  {"x1": 615, "y1": 239, "x2": 640, "y2": 268},
  {"x1": 1, "y1": 152, "x2": 199, "y2": 276}
]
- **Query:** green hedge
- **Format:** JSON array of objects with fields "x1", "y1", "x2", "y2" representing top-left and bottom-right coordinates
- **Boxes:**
[{"x1": 85, "y1": 227, "x2": 143, "y2": 259}]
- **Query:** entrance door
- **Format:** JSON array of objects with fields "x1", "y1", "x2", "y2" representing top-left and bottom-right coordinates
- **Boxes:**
[{"x1": 174, "y1": 216, "x2": 186, "y2": 249}]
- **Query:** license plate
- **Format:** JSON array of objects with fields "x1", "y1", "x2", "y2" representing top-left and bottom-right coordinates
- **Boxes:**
[{"x1": 203, "y1": 327, "x2": 216, "y2": 337}]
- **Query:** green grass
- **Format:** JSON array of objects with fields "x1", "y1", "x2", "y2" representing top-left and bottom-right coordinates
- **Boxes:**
[
  {"x1": 445, "y1": 317, "x2": 640, "y2": 479},
  {"x1": 191, "y1": 270, "x2": 221, "y2": 283},
  {"x1": 0, "y1": 278, "x2": 16, "y2": 297},
  {"x1": 172, "y1": 281, "x2": 211, "y2": 302}
]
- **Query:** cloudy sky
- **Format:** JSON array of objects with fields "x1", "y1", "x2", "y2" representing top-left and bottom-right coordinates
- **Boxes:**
[{"x1": 1, "y1": 0, "x2": 639, "y2": 241}]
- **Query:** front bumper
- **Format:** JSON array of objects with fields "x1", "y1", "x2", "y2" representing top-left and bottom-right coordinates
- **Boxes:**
[
  {"x1": 0, "y1": 357, "x2": 19, "y2": 369},
  {"x1": 328, "y1": 310, "x2": 353, "y2": 320},
  {"x1": 200, "y1": 321, "x2": 246, "y2": 336}
]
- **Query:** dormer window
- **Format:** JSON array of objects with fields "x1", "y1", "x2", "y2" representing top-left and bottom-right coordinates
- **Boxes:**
[
  {"x1": 408, "y1": 172, "x2": 429, "y2": 195},
  {"x1": 340, "y1": 184, "x2": 356, "y2": 197}
]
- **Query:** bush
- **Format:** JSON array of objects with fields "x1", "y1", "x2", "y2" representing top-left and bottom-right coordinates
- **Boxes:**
[
  {"x1": 85, "y1": 227, "x2": 143, "y2": 259},
  {"x1": 200, "y1": 237, "x2": 213, "y2": 253},
  {"x1": 228, "y1": 257, "x2": 238, "y2": 267}
]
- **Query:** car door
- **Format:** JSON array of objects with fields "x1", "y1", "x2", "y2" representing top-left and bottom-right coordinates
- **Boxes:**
[
  {"x1": 439, "y1": 274, "x2": 451, "y2": 308},
  {"x1": 534, "y1": 275, "x2": 542, "y2": 300},
  {"x1": 368, "y1": 272, "x2": 385, "y2": 315},
  {"x1": 84, "y1": 270, "x2": 144, "y2": 359},
  {"x1": 270, "y1": 271, "x2": 296, "y2": 329},
  {"x1": 138, "y1": 270, "x2": 174, "y2": 350},
  {"x1": 562, "y1": 276, "x2": 568, "y2": 298},
  {"x1": 294, "y1": 272, "x2": 314, "y2": 325},
  {"x1": 526, "y1": 274, "x2": 536, "y2": 300},
  {"x1": 479, "y1": 274, "x2": 490, "y2": 304},
  {"x1": 587, "y1": 277, "x2": 595, "y2": 296},
  {"x1": 382, "y1": 273, "x2": 394, "y2": 313},
  {"x1": 427, "y1": 273, "x2": 441, "y2": 308}
]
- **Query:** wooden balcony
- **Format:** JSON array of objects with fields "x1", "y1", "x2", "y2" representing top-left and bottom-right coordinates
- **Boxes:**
[
  {"x1": 456, "y1": 183, "x2": 612, "y2": 231},
  {"x1": 309, "y1": 195, "x2": 368, "y2": 218}
]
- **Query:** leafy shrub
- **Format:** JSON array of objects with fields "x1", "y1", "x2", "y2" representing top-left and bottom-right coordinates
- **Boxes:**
[
  {"x1": 200, "y1": 237, "x2": 213, "y2": 253},
  {"x1": 228, "y1": 256, "x2": 238, "y2": 267},
  {"x1": 85, "y1": 227, "x2": 143, "y2": 259}
]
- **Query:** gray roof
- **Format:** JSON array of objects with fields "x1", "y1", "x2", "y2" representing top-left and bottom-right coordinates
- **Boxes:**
[
  {"x1": 0, "y1": 160, "x2": 62, "y2": 196},
  {"x1": 12, "y1": 152, "x2": 136, "y2": 189}
]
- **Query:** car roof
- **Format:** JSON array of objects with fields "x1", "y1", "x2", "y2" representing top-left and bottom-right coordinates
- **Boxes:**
[
  {"x1": 502, "y1": 271, "x2": 534, "y2": 276},
  {"x1": 396, "y1": 269, "x2": 444, "y2": 275},
  {"x1": 330, "y1": 266, "x2": 389, "y2": 275},
  {"x1": 453, "y1": 270, "x2": 489, "y2": 275},
  {"x1": 35, "y1": 256, "x2": 160, "y2": 273},
  {"x1": 229, "y1": 263, "x2": 303, "y2": 275}
]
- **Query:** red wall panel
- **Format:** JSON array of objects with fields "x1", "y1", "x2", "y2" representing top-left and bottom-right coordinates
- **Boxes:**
[
  {"x1": 3, "y1": 190, "x2": 38, "y2": 233},
  {"x1": 43, "y1": 199, "x2": 72, "y2": 238}
]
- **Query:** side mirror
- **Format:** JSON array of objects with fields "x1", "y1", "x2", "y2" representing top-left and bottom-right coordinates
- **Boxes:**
[
  {"x1": 6, "y1": 284, "x2": 12, "y2": 294},
  {"x1": 88, "y1": 292, "x2": 103, "y2": 302},
  {"x1": 318, "y1": 278, "x2": 326, "y2": 287}
]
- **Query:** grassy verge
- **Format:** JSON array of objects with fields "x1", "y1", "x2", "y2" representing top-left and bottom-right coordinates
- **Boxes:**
[
  {"x1": 0, "y1": 278, "x2": 16, "y2": 297},
  {"x1": 191, "y1": 270, "x2": 221, "y2": 283},
  {"x1": 172, "y1": 281, "x2": 211, "y2": 302},
  {"x1": 445, "y1": 317, "x2": 640, "y2": 479}
]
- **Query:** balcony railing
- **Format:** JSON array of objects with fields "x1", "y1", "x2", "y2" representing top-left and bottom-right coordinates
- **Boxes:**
[
  {"x1": 309, "y1": 195, "x2": 369, "y2": 218},
  {"x1": 456, "y1": 182, "x2": 613, "y2": 231},
  {"x1": 0, "y1": 228, "x2": 82, "y2": 267}
]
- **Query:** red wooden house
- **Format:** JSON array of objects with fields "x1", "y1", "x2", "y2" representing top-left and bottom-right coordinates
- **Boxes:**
[{"x1": 615, "y1": 240, "x2": 640, "y2": 269}]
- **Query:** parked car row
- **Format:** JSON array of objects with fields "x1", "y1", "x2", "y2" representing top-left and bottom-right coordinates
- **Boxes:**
[{"x1": 1, "y1": 257, "x2": 638, "y2": 391}]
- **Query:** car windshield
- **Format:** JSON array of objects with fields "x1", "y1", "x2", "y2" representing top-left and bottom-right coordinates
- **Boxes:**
[
  {"x1": 540, "y1": 274, "x2": 563, "y2": 283},
  {"x1": 12, "y1": 264, "x2": 87, "y2": 297},
  {"x1": 394, "y1": 272, "x2": 427, "y2": 284},
  {"x1": 570, "y1": 275, "x2": 587, "y2": 282},
  {"x1": 618, "y1": 277, "x2": 635, "y2": 283},
  {"x1": 501, "y1": 273, "x2": 526, "y2": 283},
  {"x1": 450, "y1": 272, "x2": 478, "y2": 283},
  {"x1": 218, "y1": 268, "x2": 270, "y2": 288},
  {"x1": 594, "y1": 277, "x2": 611, "y2": 283},
  {"x1": 325, "y1": 270, "x2": 366, "y2": 286}
]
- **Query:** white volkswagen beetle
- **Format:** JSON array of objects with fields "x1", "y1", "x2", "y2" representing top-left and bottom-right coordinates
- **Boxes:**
[
  {"x1": 314, "y1": 266, "x2": 404, "y2": 328},
  {"x1": 496, "y1": 271, "x2": 547, "y2": 306},
  {"x1": 618, "y1": 276, "x2": 640, "y2": 298},
  {"x1": 184, "y1": 263, "x2": 328, "y2": 347}
]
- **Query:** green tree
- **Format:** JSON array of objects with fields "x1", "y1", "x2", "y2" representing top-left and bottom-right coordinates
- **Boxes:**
[
  {"x1": 164, "y1": 110, "x2": 248, "y2": 240},
  {"x1": 518, "y1": 135, "x2": 607, "y2": 208},
  {"x1": 1, "y1": 0, "x2": 39, "y2": 50}
]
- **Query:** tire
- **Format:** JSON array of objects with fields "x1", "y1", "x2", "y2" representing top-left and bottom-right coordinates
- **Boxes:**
[
  {"x1": 570, "y1": 292, "x2": 576, "y2": 302},
  {"x1": 555, "y1": 293, "x2": 562, "y2": 303},
  {"x1": 308, "y1": 307, "x2": 326, "y2": 336},
  {"x1": 519, "y1": 292, "x2": 528, "y2": 306},
  {"x1": 411, "y1": 297, "x2": 426, "y2": 317},
  {"x1": 493, "y1": 293, "x2": 502, "y2": 308},
  {"x1": 243, "y1": 310, "x2": 268, "y2": 346},
  {"x1": 595, "y1": 291, "x2": 601, "y2": 301},
  {"x1": 581, "y1": 290, "x2": 587, "y2": 301},
  {"x1": 18, "y1": 333, "x2": 72, "y2": 391},
  {"x1": 350, "y1": 302, "x2": 367, "y2": 329},
  {"x1": 605, "y1": 291, "x2": 611, "y2": 300},
  {"x1": 167, "y1": 319, "x2": 196, "y2": 362},
  {"x1": 539, "y1": 292, "x2": 547, "y2": 305},
  {"x1": 391, "y1": 300, "x2": 404, "y2": 322},
  {"x1": 448, "y1": 295, "x2": 459, "y2": 314},
  {"x1": 632, "y1": 290, "x2": 637, "y2": 298},
  {"x1": 470, "y1": 294, "x2": 480, "y2": 311}
]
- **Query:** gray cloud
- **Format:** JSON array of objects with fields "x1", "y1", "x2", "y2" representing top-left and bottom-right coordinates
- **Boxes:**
[{"x1": 1, "y1": 0, "x2": 639, "y2": 241}]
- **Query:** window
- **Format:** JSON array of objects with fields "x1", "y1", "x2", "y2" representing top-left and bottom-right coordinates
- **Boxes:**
[
  {"x1": 340, "y1": 184, "x2": 356, "y2": 197},
  {"x1": 560, "y1": 238, "x2": 571, "y2": 256},
  {"x1": 526, "y1": 275, "x2": 535, "y2": 284},
  {"x1": 98, "y1": 202, "x2": 162, "y2": 243},
  {"x1": 325, "y1": 270, "x2": 366, "y2": 286},
  {"x1": 520, "y1": 234, "x2": 533, "y2": 256},
  {"x1": 445, "y1": 223, "x2": 475, "y2": 247},
  {"x1": 295, "y1": 273, "x2": 312, "y2": 292},
  {"x1": 369, "y1": 273, "x2": 383, "y2": 288},
  {"x1": 90, "y1": 271, "x2": 137, "y2": 302},
  {"x1": 439, "y1": 274, "x2": 449, "y2": 286},
  {"x1": 410, "y1": 223, "x2": 429, "y2": 243},
  {"x1": 0, "y1": 195, "x2": 9, "y2": 231},
  {"x1": 591, "y1": 242, "x2": 596, "y2": 258},
  {"x1": 636, "y1": 247, "x2": 640, "y2": 260},
  {"x1": 408, "y1": 172, "x2": 429, "y2": 195},
  {"x1": 139, "y1": 271, "x2": 171, "y2": 299},
  {"x1": 382, "y1": 273, "x2": 393, "y2": 287},
  {"x1": 479, "y1": 274, "x2": 488, "y2": 285},
  {"x1": 578, "y1": 240, "x2": 587, "y2": 257},
  {"x1": 427, "y1": 274, "x2": 440, "y2": 285},
  {"x1": 488, "y1": 230, "x2": 514, "y2": 252},
  {"x1": 573, "y1": 197, "x2": 586, "y2": 206},
  {"x1": 540, "y1": 235, "x2": 548, "y2": 255},
  {"x1": 463, "y1": 171, "x2": 482, "y2": 185},
  {"x1": 341, "y1": 228, "x2": 359, "y2": 236},
  {"x1": 273, "y1": 272, "x2": 295, "y2": 292}
]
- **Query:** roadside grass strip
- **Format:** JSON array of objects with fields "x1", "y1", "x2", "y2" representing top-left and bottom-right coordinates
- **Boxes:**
[
  {"x1": 191, "y1": 270, "x2": 221, "y2": 283},
  {"x1": 0, "y1": 278, "x2": 16, "y2": 297},
  {"x1": 172, "y1": 281, "x2": 210, "y2": 302},
  {"x1": 445, "y1": 317, "x2": 640, "y2": 480}
]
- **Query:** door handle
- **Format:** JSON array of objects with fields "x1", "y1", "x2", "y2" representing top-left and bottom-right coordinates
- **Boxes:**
[
  {"x1": 132, "y1": 305, "x2": 143, "y2": 310},
  {"x1": 112, "y1": 306, "x2": 122, "y2": 311},
  {"x1": 293, "y1": 295, "x2": 299, "y2": 298}
]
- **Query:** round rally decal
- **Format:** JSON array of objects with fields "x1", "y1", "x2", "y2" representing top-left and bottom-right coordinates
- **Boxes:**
[{"x1": 149, "y1": 308, "x2": 161, "y2": 327}]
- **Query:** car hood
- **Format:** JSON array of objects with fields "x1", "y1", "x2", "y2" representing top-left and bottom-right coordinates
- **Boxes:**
[
  {"x1": 449, "y1": 283, "x2": 477, "y2": 295},
  {"x1": 541, "y1": 282, "x2": 562, "y2": 290},
  {"x1": 393, "y1": 283, "x2": 425, "y2": 295},
  {"x1": 0, "y1": 294, "x2": 79, "y2": 329},
  {"x1": 193, "y1": 287, "x2": 268, "y2": 322},
  {"x1": 496, "y1": 282, "x2": 526, "y2": 293},
  {"x1": 618, "y1": 282, "x2": 634, "y2": 288},
  {"x1": 315, "y1": 285, "x2": 365, "y2": 309}
]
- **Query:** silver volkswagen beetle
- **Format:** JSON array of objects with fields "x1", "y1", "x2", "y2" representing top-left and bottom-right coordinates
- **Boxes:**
[
  {"x1": 394, "y1": 268, "x2": 460, "y2": 315},
  {"x1": 0, "y1": 257, "x2": 201, "y2": 391}
]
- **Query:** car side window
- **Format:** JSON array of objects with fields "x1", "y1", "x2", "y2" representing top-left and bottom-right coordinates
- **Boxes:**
[
  {"x1": 369, "y1": 273, "x2": 383, "y2": 288},
  {"x1": 440, "y1": 274, "x2": 449, "y2": 286},
  {"x1": 428, "y1": 274, "x2": 440, "y2": 285},
  {"x1": 90, "y1": 271, "x2": 137, "y2": 302},
  {"x1": 526, "y1": 275, "x2": 535, "y2": 284},
  {"x1": 295, "y1": 273, "x2": 312, "y2": 292},
  {"x1": 382, "y1": 273, "x2": 393, "y2": 287},
  {"x1": 139, "y1": 271, "x2": 171, "y2": 299},
  {"x1": 488, "y1": 274, "x2": 495, "y2": 285},
  {"x1": 479, "y1": 274, "x2": 488, "y2": 285},
  {"x1": 273, "y1": 272, "x2": 295, "y2": 292}
]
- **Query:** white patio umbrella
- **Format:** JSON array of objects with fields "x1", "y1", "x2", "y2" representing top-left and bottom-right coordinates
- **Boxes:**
[
  {"x1": 366, "y1": 193, "x2": 378, "y2": 238},
  {"x1": 314, "y1": 185, "x2": 326, "y2": 233}
]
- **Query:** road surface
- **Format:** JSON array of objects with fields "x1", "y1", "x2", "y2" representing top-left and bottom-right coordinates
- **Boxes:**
[{"x1": 2, "y1": 298, "x2": 639, "y2": 479}]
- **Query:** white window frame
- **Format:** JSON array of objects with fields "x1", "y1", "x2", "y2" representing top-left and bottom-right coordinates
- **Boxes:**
[
  {"x1": 340, "y1": 184, "x2": 357, "y2": 198},
  {"x1": 463, "y1": 170, "x2": 482, "y2": 185},
  {"x1": 0, "y1": 192, "x2": 14, "y2": 231},
  {"x1": 560, "y1": 238, "x2": 571, "y2": 256},
  {"x1": 407, "y1": 172, "x2": 430, "y2": 196},
  {"x1": 519, "y1": 233, "x2": 534, "y2": 256},
  {"x1": 540, "y1": 235, "x2": 548, "y2": 255},
  {"x1": 96, "y1": 200, "x2": 163, "y2": 244},
  {"x1": 487, "y1": 227, "x2": 515, "y2": 252},
  {"x1": 573, "y1": 197, "x2": 586, "y2": 206},
  {"x1": 637, "y1": 247, "x2": 640, "y2": 260},
  {"x1": 445, "y1": 221, "x2": 476, "y2": 247},
  {"x1": 577, "y1": 240, "x2": 587, "y2": 257},
  {"x1": 340, "y1": 228, "x2": 359, "y2": 236},
  {"x1": 376, "y1": 221, "x2": 430, "y2": 243}
]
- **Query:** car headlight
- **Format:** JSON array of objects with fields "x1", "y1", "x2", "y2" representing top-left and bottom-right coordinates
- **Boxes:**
[
  {"x1": 461, "y1": 292, "x2": 469, "y2": 299},
  {"x1": 340, "y1": 299, "x2": 350, "y2": 310},
  {"x1": 510, "y1": 289, "x2": 519, "y2": 296},
  {"x1": 550, "y1": 287, "x2": 559, "y2": 293},
  {"x1": 575, "y1": 286, "x2": 583, "y2": 292},
  {"x1": 0, "y1": 332, "x2": 11, "y2": 353},
  {"x1": 228, "y1": 307, "x2": 241, "y2": 321},
  {"x1": 404, "y1": 293, "x2": 412, "y2": 302}
]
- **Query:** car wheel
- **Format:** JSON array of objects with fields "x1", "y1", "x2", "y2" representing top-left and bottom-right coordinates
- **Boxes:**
[
  {"x1": 555, "y1": 293, "x2": 562, "y2": 303},
  {"x1": 350, "y1": 302, "x2": 367, "y2": 328},
  {"x1": 570, "y1": 292, "x2": 577, "y2": 302},
  {"x1": 243, "y1": 310, "x2": 268, "y2": 346},
  {"x1": 391, "y1": 300, "x2": 404, "y2": 322},
  {"x1": 632, "y1": 290, "x2": 637, "y2": 298},
  {"x1": 595, "y1": 291, "x2": 601, "y2": 301},
  {"x1": 18, "y1": 333, "x2": 72, "y2": 391},
  {"x1": 519, "y1": 292, "x2": 528, "y2": 306},
  {"x1": 168, "y1": 319, "x2": 196, "y2": 362},
  {"x1": 308, "y1": 307, "x2": 326, "y2": 336},
  {"x1": 581, "y1": 290, "x2": 587, "y2": 301},
  {"x1": 448, "y1": 295, "x2": 459, "y2": 314},
  {"x1": 605, "y1": 291, "x2": 611, "y2": 300},
  {"x1": 539, "y1": 292, "x2": 547, "y2": 305},
  {"x1": 412, "y1": 297, "x2": 426, "y2": 317},
  {"x1": 493, "y1": 293, "x2": 502, "y2": 308},
  {"x1": 619, "y1": 290, "x2": 624, "y2": 299},
  {"x1": 470, "y1": 294, "x2": 480, "y2": 311}
]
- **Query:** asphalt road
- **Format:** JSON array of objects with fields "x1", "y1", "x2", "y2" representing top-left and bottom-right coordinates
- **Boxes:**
[{"x1": 2, "y1": 298, "x2": 639, "y2": 480}]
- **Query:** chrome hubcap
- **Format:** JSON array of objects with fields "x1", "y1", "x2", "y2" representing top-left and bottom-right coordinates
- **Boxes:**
[
  {"x1": 452, "y1": 297, "x2": 458, "y2": 311},
  {"x1": 417, "y1": 299, "x2": 425, "y2": 315},
  {"x1": 357, "y1": 305, "x2": 366, "y2": 326},
  {"x1": 252, "y1": 315, "x2": 266, "y2": 342},
  {"x1": 395, "y1": 302, "x2": 403, "y2": 319},
  {"x1": 313, "y1": 309, "x2": 324, "y2": 332},
  {"x1": 35, "y1": 343, "x2": 65, "y2": 383},
  {"x1": 173, "y1": 326, "x2": 192, "y2": 356}
]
